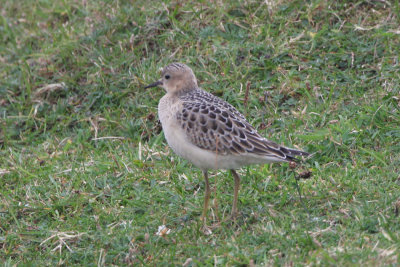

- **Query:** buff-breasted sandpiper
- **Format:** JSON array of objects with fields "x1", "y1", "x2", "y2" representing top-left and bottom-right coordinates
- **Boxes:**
[{"x1": 145, "y1": 62, "x2": 309, "y2": 221}]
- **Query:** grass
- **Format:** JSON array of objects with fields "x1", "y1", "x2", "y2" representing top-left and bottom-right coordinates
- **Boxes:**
[{"x1": 1, "y1": 0, "x2": 400, "y2": 265}]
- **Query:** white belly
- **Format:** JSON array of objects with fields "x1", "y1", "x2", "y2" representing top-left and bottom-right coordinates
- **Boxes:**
[{"x1": 158, "y1": 95, "x2": 227, "y2": 170}]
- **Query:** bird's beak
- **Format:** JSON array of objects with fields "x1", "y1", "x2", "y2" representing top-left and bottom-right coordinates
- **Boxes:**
[{"x1": 144, "y1": 80, "x2": 163, "y2": 89}]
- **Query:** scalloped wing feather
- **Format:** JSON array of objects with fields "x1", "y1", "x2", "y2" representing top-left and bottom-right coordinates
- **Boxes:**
[{"x1": 176, "y1": 89, "x2": 299, "y2": 162}]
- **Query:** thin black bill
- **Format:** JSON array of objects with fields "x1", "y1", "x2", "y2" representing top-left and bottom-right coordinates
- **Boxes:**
[{"x1": 144, "y1": 80, "x2": 162, "y2": 89}]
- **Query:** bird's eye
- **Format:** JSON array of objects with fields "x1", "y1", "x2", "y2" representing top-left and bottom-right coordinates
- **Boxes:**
[{"x1": 165, "y1": 75, "x2": 170, "y2": 80}]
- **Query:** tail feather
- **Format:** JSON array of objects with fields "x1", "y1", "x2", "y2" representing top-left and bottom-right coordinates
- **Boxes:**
[
  {"x1": 286, "y1": 148, "x2": 310, "y2": 157},
  {"x1": 281, "y1": 147, "x2": 310, "y2": 162}
]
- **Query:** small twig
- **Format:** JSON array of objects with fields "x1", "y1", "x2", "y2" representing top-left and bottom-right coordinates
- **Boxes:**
[
  {"x1": 40, "y1": 231, "x2": 85, "y2": 254},
  {"x1": 91, "y1": 136, "x2": 125, "y2": 141},
  {"x1": 121, "y1": 160, "x2": 133, "y2": 173},
  {"x1": 0, "y1": 169, "x2": 10, "y2": 175},
  {"x1": 294, "y1": 175, "x2": 310, "y2": 216},
  {"x1": 34, "y1": 82, "x2": 66, "y2": 97},
  {"x1": 89, "y1": 118, "x2": 98, "y2": 140},
  {"x1": 111, "y1": 153, "x2": 121, "y2": 170},
  {"x1": 289, "y1": 163, "x2": 310, "y2": 215},
  {"x1": 293, "y1": 176, "x2": 304, "y2": 203}
]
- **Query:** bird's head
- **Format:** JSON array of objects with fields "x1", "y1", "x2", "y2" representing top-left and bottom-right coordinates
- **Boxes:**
[{"x1": 145, "y1": 63, "x2": 198, "y2": 94}]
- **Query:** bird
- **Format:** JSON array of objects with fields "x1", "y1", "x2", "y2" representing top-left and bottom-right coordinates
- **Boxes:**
[{"x1": 145, "y1": 62, "x2": 309, "y2": 221}]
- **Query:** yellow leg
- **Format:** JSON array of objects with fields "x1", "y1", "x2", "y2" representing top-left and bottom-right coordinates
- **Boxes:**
[
  {"x1": 201, "y1": 171, "x2": 211, "y2": 223},
  {"x1": 230, "y1": 170, "x2": 240, "y2": 219}
]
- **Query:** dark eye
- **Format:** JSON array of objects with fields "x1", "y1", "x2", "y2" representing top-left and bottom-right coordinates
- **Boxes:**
[{"x1": 165, "y1": 74, "x2": 170, "y2": 80}]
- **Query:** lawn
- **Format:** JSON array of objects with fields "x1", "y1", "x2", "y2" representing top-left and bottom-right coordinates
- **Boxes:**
[{"x1": 1, "y1": 0, "x2": 400, "y2": 265}]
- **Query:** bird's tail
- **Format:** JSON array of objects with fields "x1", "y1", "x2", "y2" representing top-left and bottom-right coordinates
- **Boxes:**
[
  {"x1": 286, "y1": 147, "x2": 310, "y2": 157},
  {"x1": 281, "y1": 147, "x2": 310, "y2": 163}
]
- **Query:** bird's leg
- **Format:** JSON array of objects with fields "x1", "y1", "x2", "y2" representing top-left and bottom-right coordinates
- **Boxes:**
[
  {"x1": 201, "y1": 170, "x2": 211, "y2": 223},
  {"x1": 230, "y1": 170, "x2": 240, "y2": 219}
]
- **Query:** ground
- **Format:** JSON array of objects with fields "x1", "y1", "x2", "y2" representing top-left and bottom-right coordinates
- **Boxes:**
[{"x1": 1, "y1": 0, "x2": 400, "y2": 265}]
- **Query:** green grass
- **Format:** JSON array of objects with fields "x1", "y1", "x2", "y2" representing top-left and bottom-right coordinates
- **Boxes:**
[{"x1": 1, "y1": 0, "x2": 400, "y2": 265}]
